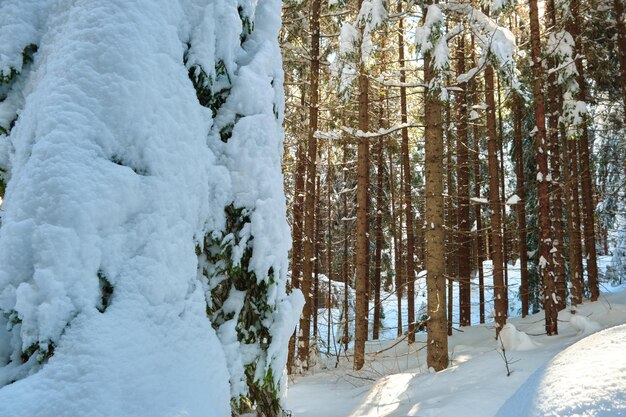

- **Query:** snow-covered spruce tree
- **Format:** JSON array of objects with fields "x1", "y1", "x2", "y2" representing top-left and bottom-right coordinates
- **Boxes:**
[
  {"x1": 188, "y1": 0, "x2": 303, "y2": 415},
  {"x1": 0, "y1": 1, "x2": 301, "y2": 416}
]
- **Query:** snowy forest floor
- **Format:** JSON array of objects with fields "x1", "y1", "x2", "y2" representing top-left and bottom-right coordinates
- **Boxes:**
[{"x1": 285, "y1": 261, "x2": 626, "y2": 417}]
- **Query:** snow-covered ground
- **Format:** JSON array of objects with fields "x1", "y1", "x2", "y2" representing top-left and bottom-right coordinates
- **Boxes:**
[{"x1": 287, "y1": 257, "x2": 626, "y2": 417}]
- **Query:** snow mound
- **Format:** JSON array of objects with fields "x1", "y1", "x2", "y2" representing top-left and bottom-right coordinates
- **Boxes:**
[
  {"x1": 495, "y1": 324, "x2": 626, "y2": 417},
  {"x1": 498, "y1": 323, "x2": 540, "y2": 352},
  {"x1": 569, "y1": 313, "x2": 601, "y2": 335}
]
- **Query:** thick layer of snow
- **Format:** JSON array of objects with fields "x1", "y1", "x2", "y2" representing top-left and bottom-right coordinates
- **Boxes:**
[
  {"x1": 0, "y1": 0, "x2": 296, "y2": 415},
  {"x1": 498, "y1": 323, "x2": 540, "y2": 352},
  {"x1": 495, "y1": 324, "x2": 626, "y2": 417},
  {"x1": 287, "y1": 273, "x2": 626, "y2": 417}
]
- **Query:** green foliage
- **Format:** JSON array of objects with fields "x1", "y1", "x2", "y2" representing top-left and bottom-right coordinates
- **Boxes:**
[
  {"x1": 188, "y1": 63, "x2": 231, "y2": 117},
  {"x1": 0, "y1": 44, "x2": 37, "y2": 85},
  {"x1": 201, "y1": 204, "x2": 282, "y2": 417},
  {"x1": 97, "y1": 270, "x2": 114, "y2": 313},
  {"x1": 238, "y1": 6, "x2": 254, "y2": 44},
  {"x1": 20, "y1": 341, "x2": 54, "y2": 365}
]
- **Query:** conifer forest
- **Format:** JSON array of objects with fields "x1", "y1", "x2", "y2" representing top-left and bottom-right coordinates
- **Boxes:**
[{"x1": 0, "y1": 0, "x2": 625, "y2": 416}]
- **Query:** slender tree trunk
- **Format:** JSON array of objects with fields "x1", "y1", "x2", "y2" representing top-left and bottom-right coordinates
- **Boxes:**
[
  {"x1": 373, "y1": 138, "x2": 384, "y2": 340},
  {"x1": 456, "y1": 36, "x2": 471, "y2": 327},
  {"x1": 546, "y1": 0, "x2": 567, "y2": 310},
  {"x1": 313, "y1": 173, "x2": 322, "y2": 337},
  {"x1": 342, "y1": 143, "x2": 350, "y2": 353},
  {"x1": 567, "y1": 0, "x2": 599, "y2": 301},
  {"x1": 287, "y1": 88, "x2": 307, "y2": 373},
  {"x1": 470, "y1": 37, "x2": 485, "y2": 324},
  {"x1": 297, "y1": 0, "x2": 322, "y2": 368},
  {"x1": 398, "y1": 7, "x2": 416, "y2": 343},
  {"x1": 613, "y1": 0, "x2": 626, "y2": 114},
  {"x1": 354, "y1": 53, "x2": 370, "y2": 371},
  {"x1": 485, "y1": 64, "x2": 507, "y2": 336},
  {"x1": 529, "y1": 0, "x2": 558, "y2": 335},
  {"x1": 496, "y1": 78, "x2": 509, "y2": 313},
  {"x1": 445, "y1": 105, "x2": 455, "y2": 337},
  {"x1": 513, "y1": 94, "x2": 530, "y2": 317},
  {"x1": 424, "y1": 35, "x2": 449, "y2": 372},
  {"x1": 562, "y1": 123, "x2": 585, "y2": 304},
  {"x1": 389, "y1": 149, "x2": 403, "y2": 336},
  {"x1": 327, "y1": 146, "x2": 333, "y2": 355}
]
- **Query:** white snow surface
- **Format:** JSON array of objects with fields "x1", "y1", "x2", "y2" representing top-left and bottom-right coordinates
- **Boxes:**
[
  {"x1": 495, "y1": 324, "x2": 626, "y2": 417},
  {"x1": 286, "y1": 258, "x2": 626, "y2": 417},
  {"x1": 0, "y1": 0, "x2": 297, "y2": 415},
  {"x1": 498, "y1": 323, "x2": 540, "y2": 351}
]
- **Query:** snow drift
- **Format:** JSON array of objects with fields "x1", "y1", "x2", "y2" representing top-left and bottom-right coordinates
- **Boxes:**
[{"x1": 495, "y1": 324, "x2": 626, "y2": 417}]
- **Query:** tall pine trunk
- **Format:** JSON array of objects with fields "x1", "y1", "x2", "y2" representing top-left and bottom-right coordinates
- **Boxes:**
[
  {"x1": 424, "y1": 22, "x2": 448, "y2": 371},
  {"x1": 485, "y1": 64, "x2": 507, "y2": 335},
  {"x1": 614, "y1": 0, "x2": 626, "y2": 114},
  {"x1": 398, "y1": 5, "x2": 416, "y2": 342},
  {"x1": 529, "y1": 0, "x2": 558, "y2": 334},
  {"x1": 389, "y1": 148, "x2": 404, "y2": 336},
  {"x1": 448, "y1": 36, "x2": 472, "y2": 326},
  {"x1": 298, "y1": 0, "x2": 321, "y2": 368},
  {"x1": 513, "y1": 94, "x2": 530, "y2": 317},
  {"x1": 567, "y1": 0, "x2": 599, "y2": 301},
  {"x1": 353, "y1": 51, "x2": 370, "y2": 371}
]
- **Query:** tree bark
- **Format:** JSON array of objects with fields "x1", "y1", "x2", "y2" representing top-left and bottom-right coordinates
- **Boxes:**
[
  {"x1": 373, "y1": 137, "x2": 384, "y2": 340},
  {"x1": 496, "y1": 77, "x2": 509, "y2": 314},
  {"x1": 326, "y1": 146, "x2": 333, "y2": 355},
  {"x1": 398, "y1": 7, "x2": 416, "y2": 343},
  {"x1": 513, "y1": 94, "x2": 530, "y2": 317},
  {"x1": 424, "y1": 35, "x2": 449, "y2": 372},
  {"x1": 561, "y1": 123, "x2": 585, "y2": 304},
  {"x1": 389, "y1": 148, "x2": 403, "y2": 336},
  {"x1": 470, "y1": 36, "x2": 485, "y2": 324},
  {"x1": 529, "y1": 0, "x2": 558, "y2": 335},
  {"x1": 567, "y1": 0, "x2": 599, "y2": 301},
  {"x1": 613, "y1": 0, "x2": 626, "y2": 114},
  {"x1": 353, "y1": 59, "x2": 370, "y2": 371},
  {"x1": 313, "y1": 172, "x2": 322, "y2": 337},
  {"x1": 287, "y1": 86, "x2": 307, "y2": 373},
  {"x1": 485, "y1": 64, "x2": 507, "y2": 336},
  {"x1": 456, "y1": 36, "x2": 471, "y2": 327},
  {"x1": 297, "y1": 0, "x2": 321, "y2": 368},
  {"x1": 545, "y1": 0, "x2": 567, "y2": 310},
  {"x1": 342, "y1": 142, "x2": 350, "y2": 353}
]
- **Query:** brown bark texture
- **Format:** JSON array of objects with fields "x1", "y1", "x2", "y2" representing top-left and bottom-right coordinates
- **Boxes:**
[
  {"x1": 529, "y1": 0, "x2": 558, "y2": 335},
  {"x1": 424, "y1": 46, "x2": 449, "y2": 371}
]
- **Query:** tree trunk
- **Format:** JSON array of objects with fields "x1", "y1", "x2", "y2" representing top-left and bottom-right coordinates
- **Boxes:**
[
  {"x1": 287, "y1": 87, "x2": 307, "y2": 373},
  {"x1": 389, "y1": 148, "x2": 403, "y2": 336},
  {"x1": 398, "y1": 7, "x2": 416, "y2": 343},
  {"x1": 613, "y1": 0, "x2": 626, "y2": 114},
  {"x1": 513, "y1": 94, "x2": 530, "y2": 317},
  {"x1": 297, "y1": 0, "x2": 322, "y2": 368},
  {"x1": 353, "y1": 62, "x2": 370, "y2": 370},
  {"x1": 373, "y1": 137, "x2": 384, "y2": 340},
  {"x1": 485, "y1": 64, "x2": 507, "y2": 336},
  {"x1": 545, "y1": 0, "x2": 567, "y2": 310},
  {"x1": 445, "y1": 104, "x2": 455, "y2": 337},
  {"x1": 326, "y1": 146, "x2": 333, "y2": 355},
  {"x1": 496, "y1": 77, "x2": 509, "y2": 313},
  {"x1": 470, "y1": 36, "x2": 485, "y2": 324},
  {"x1": 424, "y1": 39, "x2": 449, "y2": 372},
  {"x1": 456, "y1": 36, "x2": 471, "y2": 327},
  {"x1": 562, "y1": 123, "x2": 585, "y2": 304},
  {"x1": 567, "y1": 0, "x2": 599, "y2": 301},
  {"x1": 313, "y1": 172, "x2": 322, "y2": 337},
  {"x1": 342, "y1": 142, "x2": 350, "y2": 353},
  {"x1": 529, "y1": 0, "x2": 558, "y2": 335}
]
